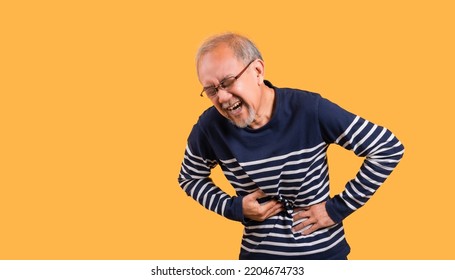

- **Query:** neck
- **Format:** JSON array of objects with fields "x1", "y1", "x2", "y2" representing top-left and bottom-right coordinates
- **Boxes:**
[{"x1": 248, "y1": 84, "x2": 276, "y2": 129}]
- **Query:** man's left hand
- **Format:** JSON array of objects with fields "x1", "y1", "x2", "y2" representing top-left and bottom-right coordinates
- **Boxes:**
[{"x1": 292, "y1": 201, "x2": 335, "y2": 235}]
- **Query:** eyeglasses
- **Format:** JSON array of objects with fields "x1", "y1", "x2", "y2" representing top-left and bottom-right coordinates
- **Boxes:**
[{"x1": 200, "y1": 59, "x2": 256, "y2": 98}]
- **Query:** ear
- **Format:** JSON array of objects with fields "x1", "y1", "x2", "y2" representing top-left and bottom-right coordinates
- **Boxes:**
[{"x1": 254, "y1": 59, "x2": 265, "y2": 85}]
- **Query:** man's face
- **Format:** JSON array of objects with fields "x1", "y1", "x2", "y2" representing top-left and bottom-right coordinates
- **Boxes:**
[{"x1": 197, "y1": 45, "x2": 262, "y2": 128}]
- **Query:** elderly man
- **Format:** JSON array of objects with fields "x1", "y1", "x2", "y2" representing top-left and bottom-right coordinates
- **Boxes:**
[{"x1": 178, "y1": 33, "x2": 404, "y2": 259}]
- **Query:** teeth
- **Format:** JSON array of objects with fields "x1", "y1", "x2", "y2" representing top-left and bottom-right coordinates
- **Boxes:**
[{"x1": 227, "y1": 101, "x2": 241, "y2": 111}]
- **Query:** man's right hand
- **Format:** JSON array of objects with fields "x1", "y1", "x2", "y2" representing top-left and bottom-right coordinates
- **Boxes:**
[{"x1": 242, "y1": 189, "x2": 283, "y2": 221}]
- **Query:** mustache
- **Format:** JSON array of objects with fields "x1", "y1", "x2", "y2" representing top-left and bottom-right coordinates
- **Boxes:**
[{"x1": 221, "y1": 98, "x2": 242, "y2": 109}]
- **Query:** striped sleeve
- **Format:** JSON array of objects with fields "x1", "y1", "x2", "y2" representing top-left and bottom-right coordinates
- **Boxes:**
[
  {"x1": 177, "y1": 123, "x2": 244, "y2": 222},
  {"x1": 318, "y1": 97, "x2": 405, "y2": 223}
]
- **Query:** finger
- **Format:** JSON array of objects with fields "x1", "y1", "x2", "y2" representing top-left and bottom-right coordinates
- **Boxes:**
[
  {"x1": 292, "y1": 209, "x2": 310, "y2": 222},
  {"x1": 292, "y1": 222, "x2": 304, "y2": 233},
  {"x1": 292, "y1": 217, "x2": 314, "y2": 233},
  {"x1": 293, "y1": 207, "x2": 310, "y2": 212},
  {"x1": 261, "y1": 199, "x2": 281, "y2": 212},
  {"x1": 247, "y1": 189, "x2": 267, "y2": 200},
  {"x1": 302, "y1": 223, "x2": 319, "y2": 235},
  {"x1": 293, "y1": 222, "x2": 313, "y2": 234},
  {"x1": 265, "y1": 201, "x2": 284, "y2": 218},
  {"x1": 258, "y1": 202, "x2": 279, "y2": 219}
]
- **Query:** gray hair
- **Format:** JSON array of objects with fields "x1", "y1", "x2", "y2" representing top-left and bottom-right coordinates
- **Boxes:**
[{"x1": 196, "y1": 33, "x2": 263, "y2": 68}]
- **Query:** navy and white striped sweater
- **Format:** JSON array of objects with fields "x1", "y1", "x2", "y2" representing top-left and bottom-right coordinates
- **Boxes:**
[{"x1": 178, "y1": 81, "x2": 404, "y2": 259}]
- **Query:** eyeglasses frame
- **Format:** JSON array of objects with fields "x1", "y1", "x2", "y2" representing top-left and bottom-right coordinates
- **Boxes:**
[{"x1": 199, "y1": 59, "x2": 256, "y2": 98}]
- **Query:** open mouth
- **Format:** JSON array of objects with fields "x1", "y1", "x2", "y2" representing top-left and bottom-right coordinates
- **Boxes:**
[{"x1": 226, "y1": 101, "x2": 242, "y2": 112}]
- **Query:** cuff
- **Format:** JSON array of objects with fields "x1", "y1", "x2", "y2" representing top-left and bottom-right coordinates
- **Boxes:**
[
  {"x1": 325, "y1": 195, "x2": 355, "y2": 224},
  {"x1": 223, "y1": 196, "x2": 244, "y2": 222}
]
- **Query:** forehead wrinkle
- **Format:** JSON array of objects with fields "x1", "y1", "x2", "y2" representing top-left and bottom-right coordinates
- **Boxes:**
[
  {"x1": 198, "y1": 45, "x2": 241, "y2": 87},
  {"x1": 201, "y1": 68, "x2": 237, "y2": 88}
]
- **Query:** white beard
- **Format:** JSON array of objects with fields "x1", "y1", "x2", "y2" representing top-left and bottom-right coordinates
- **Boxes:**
[{"x1": 229, "y1": 105, "x2": 256, "y2": 128}]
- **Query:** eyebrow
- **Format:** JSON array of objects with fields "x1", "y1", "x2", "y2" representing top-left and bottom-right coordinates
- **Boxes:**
[{"x1": 203, "y1": 75, "x2": 235, "y2": 89}]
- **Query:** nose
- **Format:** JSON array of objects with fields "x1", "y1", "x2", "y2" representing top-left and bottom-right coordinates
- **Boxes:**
[{"x1": 215, "y1": 88, "x2": 232, "y2": 103}]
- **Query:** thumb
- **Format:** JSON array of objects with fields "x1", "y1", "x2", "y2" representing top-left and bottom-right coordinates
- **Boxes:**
[{"x1": 247, "y1": 189, "x2": 266, "y2": 200}]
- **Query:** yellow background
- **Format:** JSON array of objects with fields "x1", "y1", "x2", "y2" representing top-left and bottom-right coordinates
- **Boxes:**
[{"x1": 1, "y1": 1, "x2": 454, "y2": 259}]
